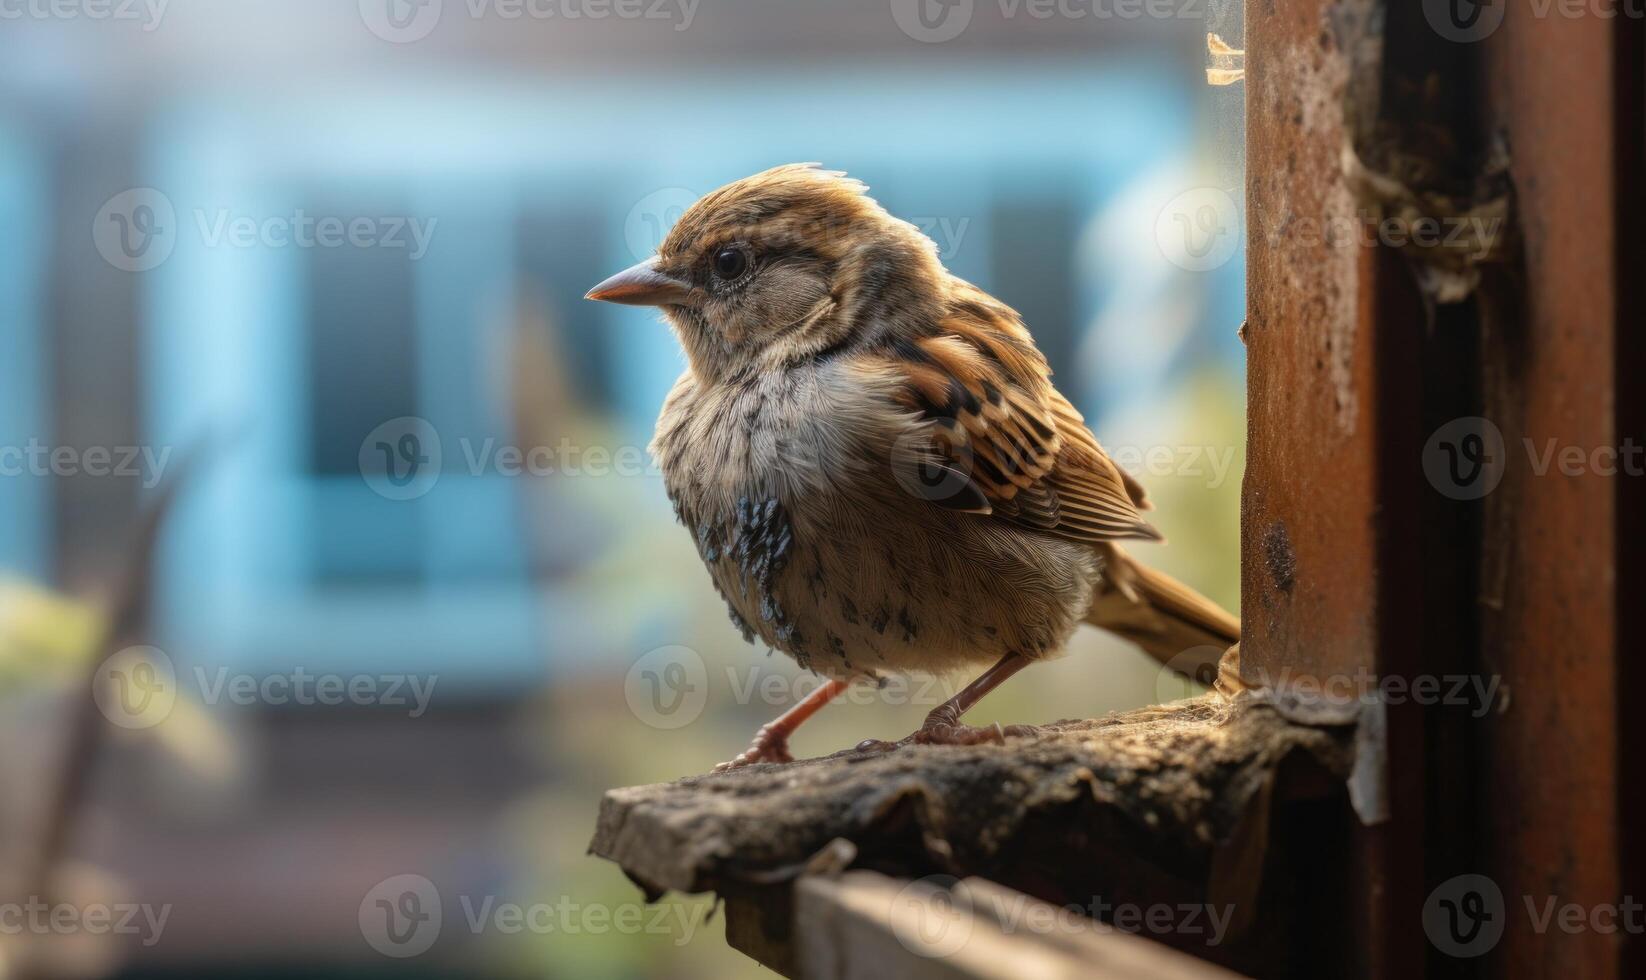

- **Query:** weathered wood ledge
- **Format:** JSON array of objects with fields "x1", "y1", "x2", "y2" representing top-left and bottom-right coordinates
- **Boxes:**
[{"x1": 589, "y1": 693, "x2": 1361, "y2": 976}]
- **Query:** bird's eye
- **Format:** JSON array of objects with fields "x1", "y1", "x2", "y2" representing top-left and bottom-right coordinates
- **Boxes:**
[{"x1": 712, "y1": 246, "x2": 749, "y2": 281}]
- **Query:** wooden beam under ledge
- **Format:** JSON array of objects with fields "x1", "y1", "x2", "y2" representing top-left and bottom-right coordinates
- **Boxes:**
[{"x1": 794, "y1": 871, "x2": 1245, "y2": 980}]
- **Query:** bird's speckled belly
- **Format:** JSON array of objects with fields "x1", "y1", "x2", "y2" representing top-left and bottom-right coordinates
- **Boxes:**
[{"x1": 690, "y1": 488, "x2": 1101, "y2": 680}]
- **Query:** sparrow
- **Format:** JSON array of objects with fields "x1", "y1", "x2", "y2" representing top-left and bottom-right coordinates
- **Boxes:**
[{"x1": 587, "y1": 164, "x2": 1239, "y2": 770}]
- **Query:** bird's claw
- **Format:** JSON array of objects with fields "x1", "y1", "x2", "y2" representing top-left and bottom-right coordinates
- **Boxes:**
[
  {"x1": 911, "y1": 720, "x2": 1045, "y2": 745},
  {"x1": 853, "y1": 721, "x2": 1041, "y2": 756},
  {"x1": 712, "y1": 736, "x2": 795, "y2": 772},
  {"x1": 913, "y1": 721, "x2": 1004, "y2": 745}
]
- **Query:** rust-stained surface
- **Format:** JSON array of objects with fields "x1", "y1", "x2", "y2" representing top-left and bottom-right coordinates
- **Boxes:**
[
  {"x1": 1246, "y1": 2, "x2": 1638, "y2": 979},
  {"x1": 1615, "y1": 14, "x2": 1646, "y2": 980},
  {"x1": 1244, "y1": 7, "x2": 1428, "y2": 978},
  {"x1": 1476, "y1": 9, "x2": 1625, "y2": 980},
  {"x1": 1242, "y1": 0, "x2": 1382, "y2": 687}
]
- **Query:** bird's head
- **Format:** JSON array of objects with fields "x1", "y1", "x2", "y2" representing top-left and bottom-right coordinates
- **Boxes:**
[{"x1": 586, "y1": 164, "x2": 946, "y2": 381}]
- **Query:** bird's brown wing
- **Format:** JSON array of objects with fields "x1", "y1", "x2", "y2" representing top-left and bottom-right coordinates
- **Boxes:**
[{"x1": 873, "y1": 287, "x2": 1161, "y2": 544}]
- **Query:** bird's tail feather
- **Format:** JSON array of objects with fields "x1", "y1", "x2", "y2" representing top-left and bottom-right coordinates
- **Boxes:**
[{"x1": 1084, "y1": 545, "x2": 1239, "y2": 683}]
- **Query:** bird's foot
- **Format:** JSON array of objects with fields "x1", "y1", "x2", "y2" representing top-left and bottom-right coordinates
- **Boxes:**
[
  {"x1": 853, "y1": 718, "x2": 1042, "y2": 755},
  {"x1": 912, "y1": 720, "x2": 1043, "y2": 745},
  {"x1": 712, "y1": 727, "x2": 795, "y2": 772}
]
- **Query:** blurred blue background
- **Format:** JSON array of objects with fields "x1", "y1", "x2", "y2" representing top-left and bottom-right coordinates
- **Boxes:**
[{"x1": 0, "y1": 1, "x2": 1245, "y2": 976}]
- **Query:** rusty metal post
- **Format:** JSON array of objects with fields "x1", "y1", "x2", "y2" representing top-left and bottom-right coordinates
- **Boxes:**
[{"x1": 1246, "y1": 1, "x2": 1643, "y2": 978}]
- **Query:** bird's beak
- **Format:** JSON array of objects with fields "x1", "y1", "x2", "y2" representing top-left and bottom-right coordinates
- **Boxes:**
[{"x1": 584, "y1": 256, "x2": 695, "y2": 307}]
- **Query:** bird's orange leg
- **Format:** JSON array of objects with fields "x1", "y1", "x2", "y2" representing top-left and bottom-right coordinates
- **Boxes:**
[
  {"x1": 859, "y1": 651, "x2": 1041, "y2": 752},
  {"x1": 713, "y1": 678, "x2": 848, "y2": 772}
]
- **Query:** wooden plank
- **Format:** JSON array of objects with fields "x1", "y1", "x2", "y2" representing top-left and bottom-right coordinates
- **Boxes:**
[
  {"x1": 589, "y1": 695, "x2": 1358, "y2": 975},
  {"x1": 793, "y1": 872, "x2": 1245, "y2": 980},
  {"x1": 588, "y1": 696, "x2": 1353, "y2": 900}
]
